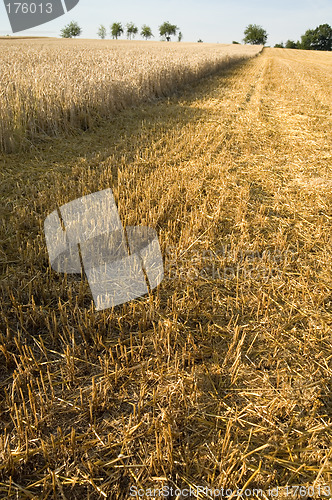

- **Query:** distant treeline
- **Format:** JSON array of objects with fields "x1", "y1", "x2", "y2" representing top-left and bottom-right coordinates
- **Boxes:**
[{"x1": 274, "y1": 24, "x2": 332, "y2": 51}]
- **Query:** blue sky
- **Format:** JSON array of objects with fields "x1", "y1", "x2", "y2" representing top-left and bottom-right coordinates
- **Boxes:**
[{"x1": 0, "y1": 0, "x2": 331, "y2": 45}]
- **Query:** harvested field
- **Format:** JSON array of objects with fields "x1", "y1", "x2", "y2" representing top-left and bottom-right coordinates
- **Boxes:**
[{"x1": 0, "y1": 46, "x2": 332, "y2": 498}]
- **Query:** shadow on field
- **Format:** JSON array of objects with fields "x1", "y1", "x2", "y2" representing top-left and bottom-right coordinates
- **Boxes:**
[{"x1": 0, "y1": 55, "x2": 255, "y2": 276}]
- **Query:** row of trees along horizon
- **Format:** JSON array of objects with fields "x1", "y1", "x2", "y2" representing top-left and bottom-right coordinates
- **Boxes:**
[
  {"x1": 61, "y1": 21, "x2": 183, "y2": 42},
  {"x1": 60, "y1": 21, "x2": 332, "y2": 51}
]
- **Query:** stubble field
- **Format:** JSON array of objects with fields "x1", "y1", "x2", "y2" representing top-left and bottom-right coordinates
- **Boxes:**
[{"x1": 0, "y1": 40, "x2": 332, "y2": 498}]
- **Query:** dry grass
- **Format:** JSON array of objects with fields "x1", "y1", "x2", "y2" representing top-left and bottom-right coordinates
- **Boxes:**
[
  {"x1": 0, "y1": 47, "x2": 332, "y2": 498},
  {"x1": 0, "y1": 39, "x2": 261, "y2": 153}
]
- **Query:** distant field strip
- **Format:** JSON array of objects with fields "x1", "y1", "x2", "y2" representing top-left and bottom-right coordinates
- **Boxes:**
[{"x1": 0, "y1": 39, "x2": 261, "y2": 153}]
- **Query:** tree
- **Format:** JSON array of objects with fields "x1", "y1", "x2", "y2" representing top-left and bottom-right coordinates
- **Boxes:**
[
  {"x1": 243, "y1": 24, "x2": 268, "y2": 45},
  {"x1": 232, "y1": 41, "x2": 240, "y2": 44},
  {"x1": 110, "y1": 22, "x2": 123, "y2": 40},
  {"x1": 285, "y1": 39, "x2": 298, "y2": 49},
  {"x1": 197, "y1": 39, "x2": 203, "y2": 43},
  {"x1": 299, "y1": 29, "x2": 314, "y2": 50},
  {"x1": 312, "y1": 23, "x2": 332, "y2": 50},
  {"x1": 274, "y1": 42, "x2": 284, "y2": 48},
  {"x1": 141, "y1": 25, "x2": 153, "y2": 40},
  {"x1": 60, "y1": 21, "x2": 82, "y2": 38},
  {"x1": 178, "y1": 31, "x2": 183, "y2": 42},
  {"x1": 159, "y1": 21, "x2": 178, "y2": 41},
  {"x1": 300, "y1": 24, "x2": 332, "y2": 51},
  {"x1": 97, "y1": 25, "x2": 107, "y2": 39},
  {"x1": 126, "y1": 22, "x2": 138, "y2": 40}
]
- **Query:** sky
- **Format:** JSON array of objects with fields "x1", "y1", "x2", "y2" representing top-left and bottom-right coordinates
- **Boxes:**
[{"x1": 0, "y1": 0, "x2": 331, "y2": 46}]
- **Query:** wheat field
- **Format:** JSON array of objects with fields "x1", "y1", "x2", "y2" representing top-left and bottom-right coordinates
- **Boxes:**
[
  {"x1": 0, "y1": 43, "x2": 332, "y2": 498},
  {"x1": 0, "y1": 39, "x2": 261, "y2": 153}
]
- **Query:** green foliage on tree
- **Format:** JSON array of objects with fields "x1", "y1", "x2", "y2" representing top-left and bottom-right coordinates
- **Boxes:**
[
  {"x1": 232, "y1": 41, "x2": 240, "y2": 44},
  {"x1": 60, "y1": 21, "x2": 82, "y2": 38},
  {"x1": 97, "y1": 25, "x2": 107, "y2": 39},
  {"x1": 285, "y1": 39, "x2": 298, "y2": 49},
  {"x1": 110, "y1": 22, "x2": 123, "y2": 40},
  {"x1": 178, "y1": 31, "x2": 183, "y2": 42},
  {"x1": 299, "y1": 24, "x2": 332, "y2": 51},
  {"x1": 197, "y1": 39, "x2": 203, "y2": 43},
  {"x1": 159, "y1": 21, "x2": 178, "y2": 41},
  {"x1": 274, "y1": 42, "x2": 284, "y2": 48},
  {"x1": 126, "y1": 22, "x2": 138, "y2": 40},
  {"x1": 243, "y1": 24, "x2": 268, "y2": 45},
  {"x1": 299, "y1": 30, "x2": 314, "y2": 50},
  {"x1": 140, "y1": 25, "x2": 153, "y2": 40}
]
